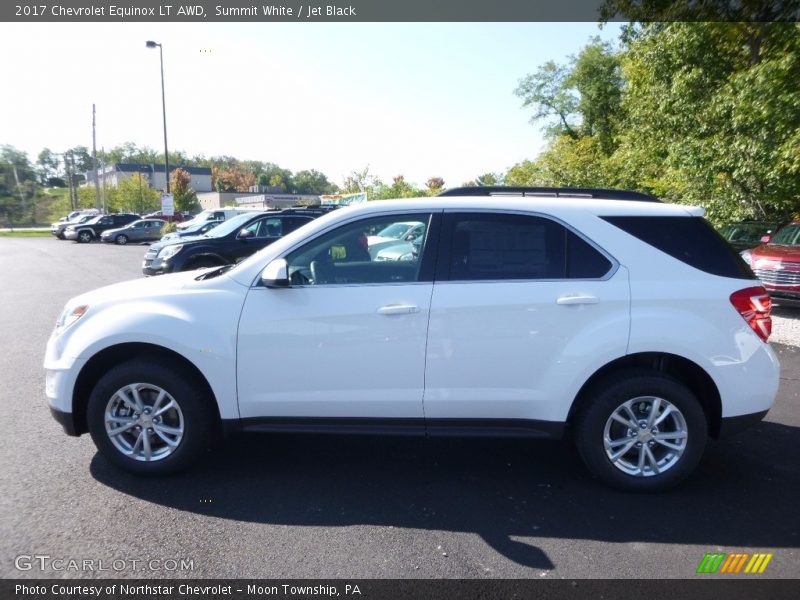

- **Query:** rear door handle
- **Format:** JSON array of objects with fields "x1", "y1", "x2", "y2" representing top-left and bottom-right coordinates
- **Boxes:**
[
  {"x1": 556, "y1": 294, "x2": 599, "y2": 305},
  {"x1": 377, "y1": 304, "x2": 419, "y2": 315}
]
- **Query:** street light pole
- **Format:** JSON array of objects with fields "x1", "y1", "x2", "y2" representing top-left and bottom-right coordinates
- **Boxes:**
[{"x1": 146, "y1": 40, "x2": 170, "y2": 193}]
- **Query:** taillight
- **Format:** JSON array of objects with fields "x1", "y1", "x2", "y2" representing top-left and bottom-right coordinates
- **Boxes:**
[{"x1": 730, "y1": 286, "x2": 772, "y2": 342}]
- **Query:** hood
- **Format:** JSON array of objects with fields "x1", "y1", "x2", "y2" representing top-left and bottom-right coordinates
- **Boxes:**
[
  {"x1": 101, "y1": 226, "x2": 125, "y2": 236},
  {"x1": 751, "y1": 244, "x2": 800, "y2": 262},
  {"x1": 67, "y1": 270, "x2": 204, "y2": 310},
  {"x1": 149, "y1": 236, "x2": 206, "y2": 252}
]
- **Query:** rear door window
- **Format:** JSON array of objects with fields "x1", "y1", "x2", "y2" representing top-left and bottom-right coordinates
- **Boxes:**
[{"x1": 440, "y1": 212, "x2": 612, "y2": 281}]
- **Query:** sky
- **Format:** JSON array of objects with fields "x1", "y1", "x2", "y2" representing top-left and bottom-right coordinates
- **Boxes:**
[{"x1": 0, "y1": 22, "x2": 623, "y2": 189}]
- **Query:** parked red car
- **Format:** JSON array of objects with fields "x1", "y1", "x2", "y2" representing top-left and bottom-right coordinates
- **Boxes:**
[
  {"x1": 741, "y1": 222, "x2": 800, "y2": 300},
  {"x1": 143, "y1": 211, "x2": 185, "y2": 223}
]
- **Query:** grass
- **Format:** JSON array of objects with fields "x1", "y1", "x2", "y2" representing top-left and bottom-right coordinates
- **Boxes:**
[{"x1": 0, "y1": 230, "x2": 52, "y2": 237}]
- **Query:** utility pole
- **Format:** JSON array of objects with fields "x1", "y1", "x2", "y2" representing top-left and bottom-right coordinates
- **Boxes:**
[
  {"x1": 100, "y1": 147, "x2": 107, "y2": 213},
  {"x1": 70, "y1": 152, "x2": 78, "y2": 210},
  {"x1": 91, "y1": 104, "x2": 101, "y2": 211},
  {"x1": 65, "y1": 151, "x2": 76, "y2": 210}
]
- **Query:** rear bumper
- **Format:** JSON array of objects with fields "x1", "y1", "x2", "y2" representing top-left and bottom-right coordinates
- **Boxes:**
[{"x1": 717, "y1": 409, "x2": 769, "y2": 438}]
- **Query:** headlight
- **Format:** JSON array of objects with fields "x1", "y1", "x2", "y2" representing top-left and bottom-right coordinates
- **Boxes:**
[
  {"x1": 157, "y1": 244, "x2": 183, "y2": 259},
  {"x1": 55, "y1": 305, "x2": 88, "y2": 334},
  {"x1": 740, "y1": 250, "x2": 752, "y2": 266}
]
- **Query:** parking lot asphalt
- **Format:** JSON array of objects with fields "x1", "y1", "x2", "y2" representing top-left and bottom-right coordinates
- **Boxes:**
[{"x1": 0, "y1": 237, "x2": 798, "y2": 579}]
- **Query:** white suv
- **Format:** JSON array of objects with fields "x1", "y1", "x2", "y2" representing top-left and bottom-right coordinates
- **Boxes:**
[{"x1": 44, "y1": 187, "x2": 779, "y2": 491}]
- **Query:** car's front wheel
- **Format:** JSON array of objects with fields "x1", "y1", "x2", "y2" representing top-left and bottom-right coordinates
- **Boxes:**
[
  {"x1": 77, "y1": 230, "x2": 93, "y2": 243},
  {"x1": 87, "y1": 358, "x2": 217, "y2": 475},
  {"x1": 115, "y1": 234, "x2": 128, "y2": 245},
  {"x1": 574, "y1": 371, "x2": 707, "y2": 492}
]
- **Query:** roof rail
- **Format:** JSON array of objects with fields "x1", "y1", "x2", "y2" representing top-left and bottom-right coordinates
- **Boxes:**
[{"x1": 438, "y1": 186, "x2": 660, "y2": 203}]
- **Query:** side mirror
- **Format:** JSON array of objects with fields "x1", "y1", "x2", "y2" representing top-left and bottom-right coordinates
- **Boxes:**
[
  {"x1": 239, "y1": 228, "x2": 255, "y2": 240},
  {"x1": 261, "y1": 258, "x2": 290, "y2": 288},
  {"x1": 761, "y1": 234, "x2": 772, "y2": 243}
]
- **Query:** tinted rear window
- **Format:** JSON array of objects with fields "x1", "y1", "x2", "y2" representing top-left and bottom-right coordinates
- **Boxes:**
[{"x1": 602, "y1": 216, "x2": 754, "y2": 279}]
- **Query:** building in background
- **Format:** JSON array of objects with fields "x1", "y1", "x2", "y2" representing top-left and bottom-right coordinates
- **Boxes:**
[
  {"x1": 85, "y1": 164, "x2": 212, "y2": 192},
  {"x1": 196, "y1": 191, "x2": 322, "y2": 210}
]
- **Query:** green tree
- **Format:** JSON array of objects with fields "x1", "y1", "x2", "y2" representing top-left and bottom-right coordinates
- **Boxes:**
[
  {"x1": 616, "y1": 22, "x2": 800, "y2": 221},
  {"x1": 212, "y1": 164, "x2": 256, "y2": 192},
  {"x1": 375, "y1": 175, "x2": 426, "y2": 199},
  {"x1": 342, "y1": 166, "x2": 379, "y2": 195},
  {"x1": 515, "y1": 38, "x2": 623, "y2": 154},
  {"x1": 36, "y1": 148, "x2": 61, "y2": 186},
  {"x1": 425, "y1": 177, "x2": 445, "y2": 195},
  {"x1": 114, "y1": 173, "x2": 159, "y2": 214},
  {"x1": 505, "y1": 136, "x2": 613, "y2": 188},
  {"x1": 170, "y1": 168, "x2": 199, "y2": 213},
  {"x1": 1, "y1": 145, "x2": 38, "y2": 225},
  {"x1": 292, "y1": 169, "x2": 337, "y2": 195}
]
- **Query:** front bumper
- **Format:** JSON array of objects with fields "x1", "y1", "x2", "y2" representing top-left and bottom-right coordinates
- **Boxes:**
[
  {"x1": 63, "y1": 230, "x2": 78, "y2": 240},
  {"x1": 45, "y1": 334, "x2": 89, "y2": 435},
  {"x1": 142, "y1": 252, "x2": 174, "y2": 276},
  {"x1": 50, "y1": 406, "x2": 79, "y2": 436}
]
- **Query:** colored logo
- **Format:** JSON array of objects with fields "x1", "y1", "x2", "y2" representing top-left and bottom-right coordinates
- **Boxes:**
[{"x1": 696, "y1": 552, "x2": 773, "y2": 574}]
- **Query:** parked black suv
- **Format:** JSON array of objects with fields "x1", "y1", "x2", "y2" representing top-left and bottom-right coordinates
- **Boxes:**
[
  {"x1": 142, "y1": 208, "x2": 329, "y2": 275},
  {"x1": 64, "y1": 213, "x2": 140, "y2": 243}
]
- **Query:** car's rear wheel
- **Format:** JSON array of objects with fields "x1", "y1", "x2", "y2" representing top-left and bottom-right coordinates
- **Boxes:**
[
  {"x1": 87, "y1": 358, "x2": 217, "y2": 475},
  {"x1": 77, "y1": 231, "x2": 93, "y2": 243},
  {"x1": 574, "y1": 371, "x2": 707, "y2": 492},
  {"x1": 115, "y1": 234, "x2": 128, "y2": 245}
]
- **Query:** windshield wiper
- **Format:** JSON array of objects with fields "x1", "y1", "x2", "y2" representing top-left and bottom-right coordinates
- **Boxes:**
[{"x1": 194, "y1": 264, "x2": 233, "y2": 280}]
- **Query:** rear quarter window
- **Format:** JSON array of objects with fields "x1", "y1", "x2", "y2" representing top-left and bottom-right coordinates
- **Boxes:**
[{"x1": 602, "y1": 216, "x2": 754, "y2": 279}]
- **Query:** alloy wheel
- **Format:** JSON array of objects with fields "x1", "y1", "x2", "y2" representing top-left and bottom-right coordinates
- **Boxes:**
[
  {"x1": 602, "y1": 396, "x2": 688, "y2": 477},
  {"x1": 104, "y1": 383, "x2": 184, "y2": 462}
]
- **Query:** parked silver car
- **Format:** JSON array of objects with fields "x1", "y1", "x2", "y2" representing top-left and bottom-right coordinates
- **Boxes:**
[
  {"x1": 100, "y1": 219, "x2": 166, "y2": 245},
  {"x1": 50, "y1": 214, "x2": 98, "y2": 239}
]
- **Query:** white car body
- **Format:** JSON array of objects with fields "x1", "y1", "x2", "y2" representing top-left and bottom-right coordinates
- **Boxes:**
[
  {"x1": 45, "y1": 192, "x2": 780, "y2": 488},
  {"x1": 176, "y1": 208, "x2": 261, "y2": 231}
]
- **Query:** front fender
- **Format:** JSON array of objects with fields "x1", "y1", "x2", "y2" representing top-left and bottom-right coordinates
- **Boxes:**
[{"x1": 52, "y1": 287, "x2": 244, "y2": 419}]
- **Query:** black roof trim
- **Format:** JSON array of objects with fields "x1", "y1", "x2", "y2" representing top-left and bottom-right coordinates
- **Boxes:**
[{"x1": 438, "y1": 186, "x2": 660, "y2": 203}]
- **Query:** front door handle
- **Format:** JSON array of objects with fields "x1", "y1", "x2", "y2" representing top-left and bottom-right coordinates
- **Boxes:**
[
  {"x1": 377, "y1": 304, "x2": 419, "y2": 315},
  {"x1": 556, "y1": 294, "x2": 599, "y2": 305}
]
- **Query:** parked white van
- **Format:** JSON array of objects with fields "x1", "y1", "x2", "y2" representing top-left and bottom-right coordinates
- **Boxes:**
[{"x1": 176, "y1": 208, "x2": 261, "y2": 231}]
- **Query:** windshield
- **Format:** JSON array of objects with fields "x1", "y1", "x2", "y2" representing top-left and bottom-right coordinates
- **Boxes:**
[
  {"x1": 770, "y1": 224, "x2": 800, "y2": 245},
  {"x1": 203, "y1": 212, "x2": 259, "y2": 238},
  {"x1": 375, "y1": 223, "x2": 413, "y2": 239}
]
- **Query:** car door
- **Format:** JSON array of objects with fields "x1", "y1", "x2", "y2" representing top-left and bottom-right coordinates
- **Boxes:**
[
  {"x1": 231, "y1": 216, "x2": 281, "y2": 263},
  {"x1": 236, "y1": 212, "x2": 439, "y2": 422},
  {"x1": 423, "y1": 211, "x2": 630, "y2": 427},
  {"x1": 95, "y1": 216, "x2": 113, "y2": 233},
  {"x1": 142, "y1": 220, "x2": 163, "y2": 240},
  {"x1": 127, "y1": 220, "x2": 146, "y2": 240}
]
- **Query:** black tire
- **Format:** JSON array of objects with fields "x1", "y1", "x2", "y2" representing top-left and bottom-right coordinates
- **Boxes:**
[
  {"x1": 57, "y1": 232, "x2": 65, "y2": 240},
  {"x1": 115, "y1": 234, "x2": 128, "y2": 245},
  {"x1": 87, "y1": 358, "x2": 217, "y2": 475},
  {"x1": 573, "y1": 370, "x2": 707, "y2": 492},
  {"x1": 77, "y1": 230, "x2": 93, "y2": 243}
]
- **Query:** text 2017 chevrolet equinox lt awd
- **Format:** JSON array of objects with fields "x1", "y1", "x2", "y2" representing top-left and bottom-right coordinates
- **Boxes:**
[{"x1": 45, "y1": 187, "x2": 779, "y2": 491}]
